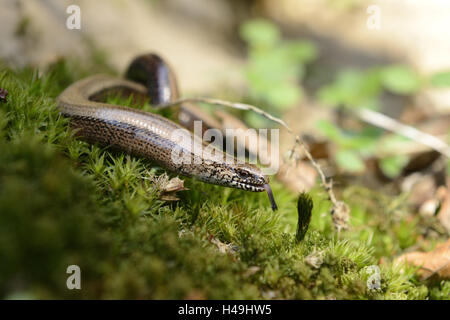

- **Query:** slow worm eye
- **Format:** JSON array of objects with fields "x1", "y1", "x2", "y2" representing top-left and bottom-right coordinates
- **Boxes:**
[{"x1": 238, "y1": 171, "x2": 249, "y2": 179}]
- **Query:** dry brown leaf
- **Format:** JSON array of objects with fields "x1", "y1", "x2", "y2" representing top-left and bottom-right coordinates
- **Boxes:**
[
  {"x1": 162, "y1": 177, "x2": 187, "y2": 193},
  {"x1": 395, "y1": 239, "x2": 450, "y2": 281},
  {"x1": 301, "y1": 136, "x2": 330, "y2": 160},
  {"x1": 437, "y1": 185, "x2": 450, "y2": 234},
  {"x1": 276, "y1": 161, "x2": 317, "y2": 193},
  {"x1": 402, "y1": 173, "x2": 437, "y2": 209},
  {"x1": 159, "y1": 177, "x2": 188, "y2": 202}
]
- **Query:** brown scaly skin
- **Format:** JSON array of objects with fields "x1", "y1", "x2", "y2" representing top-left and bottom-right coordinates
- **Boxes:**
[{"x1": 57, "y1": 54, "x2": 277, "y2": 210}]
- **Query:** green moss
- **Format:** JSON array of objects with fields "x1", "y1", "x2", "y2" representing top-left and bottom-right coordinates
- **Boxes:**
[
  {"x1": 0, "y1": 59, "x2": 447, "y2": 299},
  {"x1": 0, "y1": 134, "x2": 111, "y2": 299}
]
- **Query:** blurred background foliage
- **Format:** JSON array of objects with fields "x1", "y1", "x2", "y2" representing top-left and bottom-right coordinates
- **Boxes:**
[{"x1": 239, "y1": 18, "x2": 450, "y2": 177}]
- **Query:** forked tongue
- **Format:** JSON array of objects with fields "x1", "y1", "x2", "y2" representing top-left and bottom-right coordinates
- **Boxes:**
[{"x1": 263, "y1": 184, "x2": 278, "y2": 211}]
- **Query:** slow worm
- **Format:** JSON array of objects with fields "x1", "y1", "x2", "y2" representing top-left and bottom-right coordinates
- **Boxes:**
[{"x1": 57, "y1": 53, "x2": 278, "y2": 210}]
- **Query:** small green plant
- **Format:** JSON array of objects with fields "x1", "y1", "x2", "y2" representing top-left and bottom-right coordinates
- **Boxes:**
[
  {"x1": 240, "y1": 19, "x2": 317, "y2": 127},
  {"x1": 296, "y1": 193, "x2": 313, "y2": 242},
  {"x1": 429, "y1": 70, "x2": 450, "y2": 87}
]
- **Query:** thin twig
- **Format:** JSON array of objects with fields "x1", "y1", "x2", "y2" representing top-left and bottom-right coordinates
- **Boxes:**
[
  {"x1": 355, "y1": 108, "x2": 450, "y2": 158},
  {"x1": 162, "y1": 97, "x2": 292, "y2": 132},
  {"x1": 160, "y1": 97, "x2": 349, "y2": 231}
]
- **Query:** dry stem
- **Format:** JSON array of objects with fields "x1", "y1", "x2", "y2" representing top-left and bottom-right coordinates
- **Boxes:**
[{"x1": 356, "y1": 108, "x2": 450, "y2": 158}]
